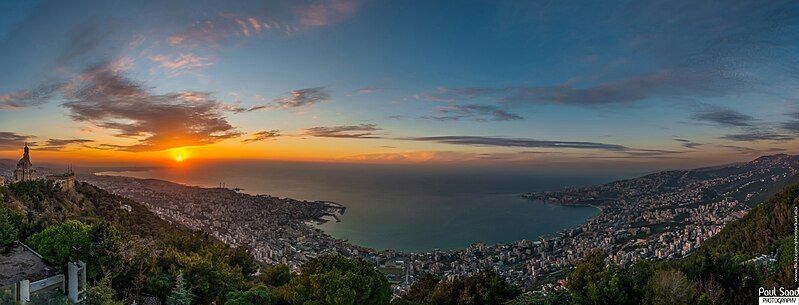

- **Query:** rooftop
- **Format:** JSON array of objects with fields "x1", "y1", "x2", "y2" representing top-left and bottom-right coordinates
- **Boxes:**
[{"x1": 0, "y1": 242, "x2": 53, "y2": 287}]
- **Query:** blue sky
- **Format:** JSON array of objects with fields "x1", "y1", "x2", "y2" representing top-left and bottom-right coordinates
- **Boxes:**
[{"x1": 0, "y1": 0, "x2": 798, "y2": 167}]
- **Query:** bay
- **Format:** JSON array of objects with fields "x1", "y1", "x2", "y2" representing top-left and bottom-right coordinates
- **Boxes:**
[{"x1": 97, "y1": 161, "x2": 624, "y2": 252}]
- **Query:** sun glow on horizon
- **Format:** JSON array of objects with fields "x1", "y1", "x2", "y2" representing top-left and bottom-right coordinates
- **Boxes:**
[{"x1": 168, "y1": 147, "x2": 192, "y2": 163}]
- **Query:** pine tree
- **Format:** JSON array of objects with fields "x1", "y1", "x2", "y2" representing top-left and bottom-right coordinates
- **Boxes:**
[
  {"x1": 0, "y1": 200, "x2": 19, "y2": 246},
  {"x1": 166, "y1": 273, "x2": 194, "y2": 305}
]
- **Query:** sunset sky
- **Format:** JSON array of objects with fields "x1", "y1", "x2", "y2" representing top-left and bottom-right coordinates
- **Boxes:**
[{"x1": 1, "y1": 0, "x2": 798, "y2": 168}]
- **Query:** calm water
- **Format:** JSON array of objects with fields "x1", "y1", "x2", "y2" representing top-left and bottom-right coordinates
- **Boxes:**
[{"x1": 98, "y1": 161, "x2": 626, "y2": 252}]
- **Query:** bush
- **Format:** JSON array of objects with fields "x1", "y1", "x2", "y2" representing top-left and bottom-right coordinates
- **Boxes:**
[
  {"x1": 394, "y1": 274, "x2": 438, "y2": 304},
  {"x1": 648, "y1": 269, "x2": 696, "y2": 305},
  {"x1": 395, "y1": 271, "x2": 518, "y2": 305},
  {"x1": 28, "y1": 220, "x2": 91, "y2": 266},
  {"x1": 503, "y1": 292, "x2": 573, "y2": 305},
  {"x1": 225, "y1": 285, "x2": 271, "y2": 305},
  {"x1": 259, "y1": 264, "x2": 292, "y2": 287},
  {"x1": 566, "y1": 251, "x2": 630, "y2": 305},
  {"x1": 86, "y1": 277, "x2": 124, "y2": 305},
  {"x1": 285, "y1": 256, "x2": 391, "y2": 305}
]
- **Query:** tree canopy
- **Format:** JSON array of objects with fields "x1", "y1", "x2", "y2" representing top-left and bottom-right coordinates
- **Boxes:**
[
  {"x1": 0, "y1": 196, "x2": 19, "y2": 245},
  {"x1": 393, "y1": 270, "x2": 518, "y2": 305},
  {"x1": 286, "y1": 256, "x2": 391, "y2": 305},
  {"x1": 28, "y1": 219, "x2": 92, "y2": 266}
]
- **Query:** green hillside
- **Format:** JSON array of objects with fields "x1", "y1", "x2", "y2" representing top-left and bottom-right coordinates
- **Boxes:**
[
  {"x1": 551, "y1": 183, "x2": 799, "y2": 305},
  {"x1": 689, "y1": 183, "x2": 798, "y2": 269},
  {"x1": 0, "y1": 180, "x2": 391, "y2": 305},
  {"x1": 1, "y1": 180, "x2": 258, "y2": 303},
  {"x1": 4, "y1": 178, "x2": 797, "y2": 305}
]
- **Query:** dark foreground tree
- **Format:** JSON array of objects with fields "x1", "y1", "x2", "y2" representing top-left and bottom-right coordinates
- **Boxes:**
[
  {"x1": 28, "y1": 220, "x2": 91, "y2": 265},
  {"x1": 225, "y1": 285, "x2": 272, "y2": 305},
  {"x1": 394, "y1": 273, "x2": 438, "y2": 304},
  {"x1": 566, "y1": 250, "x2": 630, "y2": 305},
  {"x1": 0, "y1": 199, "x2": 19, "y2": 246},
  {"x1": 86, "y1": 277, "x2": 124, "y2": 305},
  {"x1": 648, "y1": 269, "x2": 696, "y2": 305},
  {"x1": 167, "y1": 273, "x2": 195, "y2": 305},
  {"x1": 503, "y1": 292, "x2": 572, "y2": 305},
  {"x1": 285, "y1": 256, "x2": 391, "y2": 305},
  {"x1": 259, "y1": 264, "x2": 292, "y2": 287},
  {"x1": 393, "y1": 270, "x2": 518, "y2": 305}
]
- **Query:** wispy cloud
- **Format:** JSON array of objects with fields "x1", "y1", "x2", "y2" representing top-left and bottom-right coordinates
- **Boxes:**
[
  {"x1": 402, "y1": 135, "x2": 683, "y2": 158},
  {"x1": 61, "y1": 61, "x2": 241, "y2": 151},
  {"x1": 35, "y1": 138, "x2": 95, "y2": 151},
  {"x1": 149, "y1": 53, "x2": 214, "y2": 76},
  {"x1": 720, "y1": 130, "x2": 793, "y2": 142},
  {"x1": 351, "y1": 87, "x2": 378, "y2": 95},
  {"x1": 244, "y1": 87, "x2": 331, "y2": 111},
  {"x1": 691, "y1": 106, "x2": 754, "y2": 127},
  {"x1": 167, "y1": 14, "x2": 291, "y2": 48},
  {"x1": 780, "y1": 121, "x2": 799, "y2": 133},
  {"x1": 417, "y1": 71, "x2": 738, "y2": 107},
  {"x1": 402, "y1": 135, "x2": 626, "y2": 151},
  {"x1": 167, "y1": 0, "x2": 357, "y2": 48},
  {"x1": 298, "y1": 0, "x2": 356, "y2": 27},
  {"x1": 719, "y1": 145, "x2": 758, "y2": 154},
  {"x1": 242, "y1": 130, "x2": 281, "y2": 143},
  {"x1": 718, "y1": 145, "x2": 786, "y2": 155},
  {"x1": 779, "y1": 112, "x2": 799, "y2": 133},
  {"x1": 302, "y1": 124, "x2": 380, "y2": 138},
  {"x1": 0, "y1": 83, "x2": 63, "y2": 110},
  {"x1": 424, "y1": 104, "x2": 523, "y2": 122},
  {"x1": 689, "y1": 105, "x2": 794, "y2": 143},
  {"x1": 274, "y1": 87, "x2": 330, "y2": 108},
  {"x1": 0, "y1": 132, "x2": 32, "y2": 151},
  {"x1": 337, "y1": 151, "x2": 492, "y2": 163},
  {"x1": 417, "y1": 0, "x2": 798, "y2": 111},
  {"x1": 56, "y1": 22, "x2": 111, "y2": 67},
  {"x1": 674, "y1": 138, "x2": 702, "y2": 149}
]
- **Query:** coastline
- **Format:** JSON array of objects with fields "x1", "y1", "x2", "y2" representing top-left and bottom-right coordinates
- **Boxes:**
[
  {"x1": 521, "y1": 193, "x2": 605, "y2": 213},
  {"x1": 94, "y1": 170, "x2": 348, "y2": 226},
  {"x1": 94, "y1": 168, "x2": 598, "y2": 253},
  {"x1": 83, "y1": 169, "x2": 611, "y2": 291},
  {"x1": 90, "y1": 170, "x2": 600, "y2": 250}
]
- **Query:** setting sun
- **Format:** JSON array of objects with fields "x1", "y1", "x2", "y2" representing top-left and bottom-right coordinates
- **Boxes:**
[{"x1": 176, "y1": 155, "x2": 184, "y2": 162}]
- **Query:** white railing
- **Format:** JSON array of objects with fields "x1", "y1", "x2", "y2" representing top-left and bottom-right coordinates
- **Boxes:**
[{"x1": 29, "y1": 274, "x2": 64, "y2": 293}]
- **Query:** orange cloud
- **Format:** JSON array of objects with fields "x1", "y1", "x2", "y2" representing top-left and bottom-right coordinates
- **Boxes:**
[
  {"x1": 61, "y1": 61, "x2": 241, "y2": 152},
  {"x1": 149, "y1": 53, "x2": 213, "y2": 76},
  {"x1": 298, "y1": 0, "x2": 356, "y2": 27},
  {"x1": 166, "y1": 1, "x2": 357, "y2": 48}
]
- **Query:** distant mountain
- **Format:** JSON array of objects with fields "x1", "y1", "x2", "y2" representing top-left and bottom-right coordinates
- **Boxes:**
[
  {"x1": 526, "y1": 153, "x2": 799, "y2": 209},
  {"x1": 555, "y1": 176, "x2": 799, "y2": 305}
]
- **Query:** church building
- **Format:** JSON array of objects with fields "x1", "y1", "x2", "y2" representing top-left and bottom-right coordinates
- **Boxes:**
[{"x1": 13, "y1": 144, "x2": 36, "y2": 183}]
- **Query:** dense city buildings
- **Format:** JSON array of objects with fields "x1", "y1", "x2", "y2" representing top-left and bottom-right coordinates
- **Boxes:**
[{"x1": 80, "y1": 154, "x2": 799, "y2": 294}]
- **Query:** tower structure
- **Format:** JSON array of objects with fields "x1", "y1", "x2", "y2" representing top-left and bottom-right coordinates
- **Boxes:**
[{"x1": 13, "y1": 144, "x2": 36, "y2": 183}]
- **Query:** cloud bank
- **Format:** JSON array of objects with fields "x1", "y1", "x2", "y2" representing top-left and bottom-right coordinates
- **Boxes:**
[
  {"x1": 242, "y1": 130, "x2": 281, "y2": 143},
  {"x1": 424, "y1": 104, "x2": 523, "y2": 122},
  {"x1": 245, "y1": 87, "x2": 331, "y2": 112},
  {"x1": 61, "y1": 62, "x2": 241, "y2": 151},
  {"x1": 302, "y1": 124, "x2": 380, "y2": 138}
]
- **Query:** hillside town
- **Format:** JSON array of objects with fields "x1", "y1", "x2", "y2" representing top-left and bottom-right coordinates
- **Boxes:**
[
  {"x1": 77, "y1": 154, "x2": 799, "y2": 294},
  {"x1": 3, "y1": 146, "x2": 798, "y2": 295}
]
